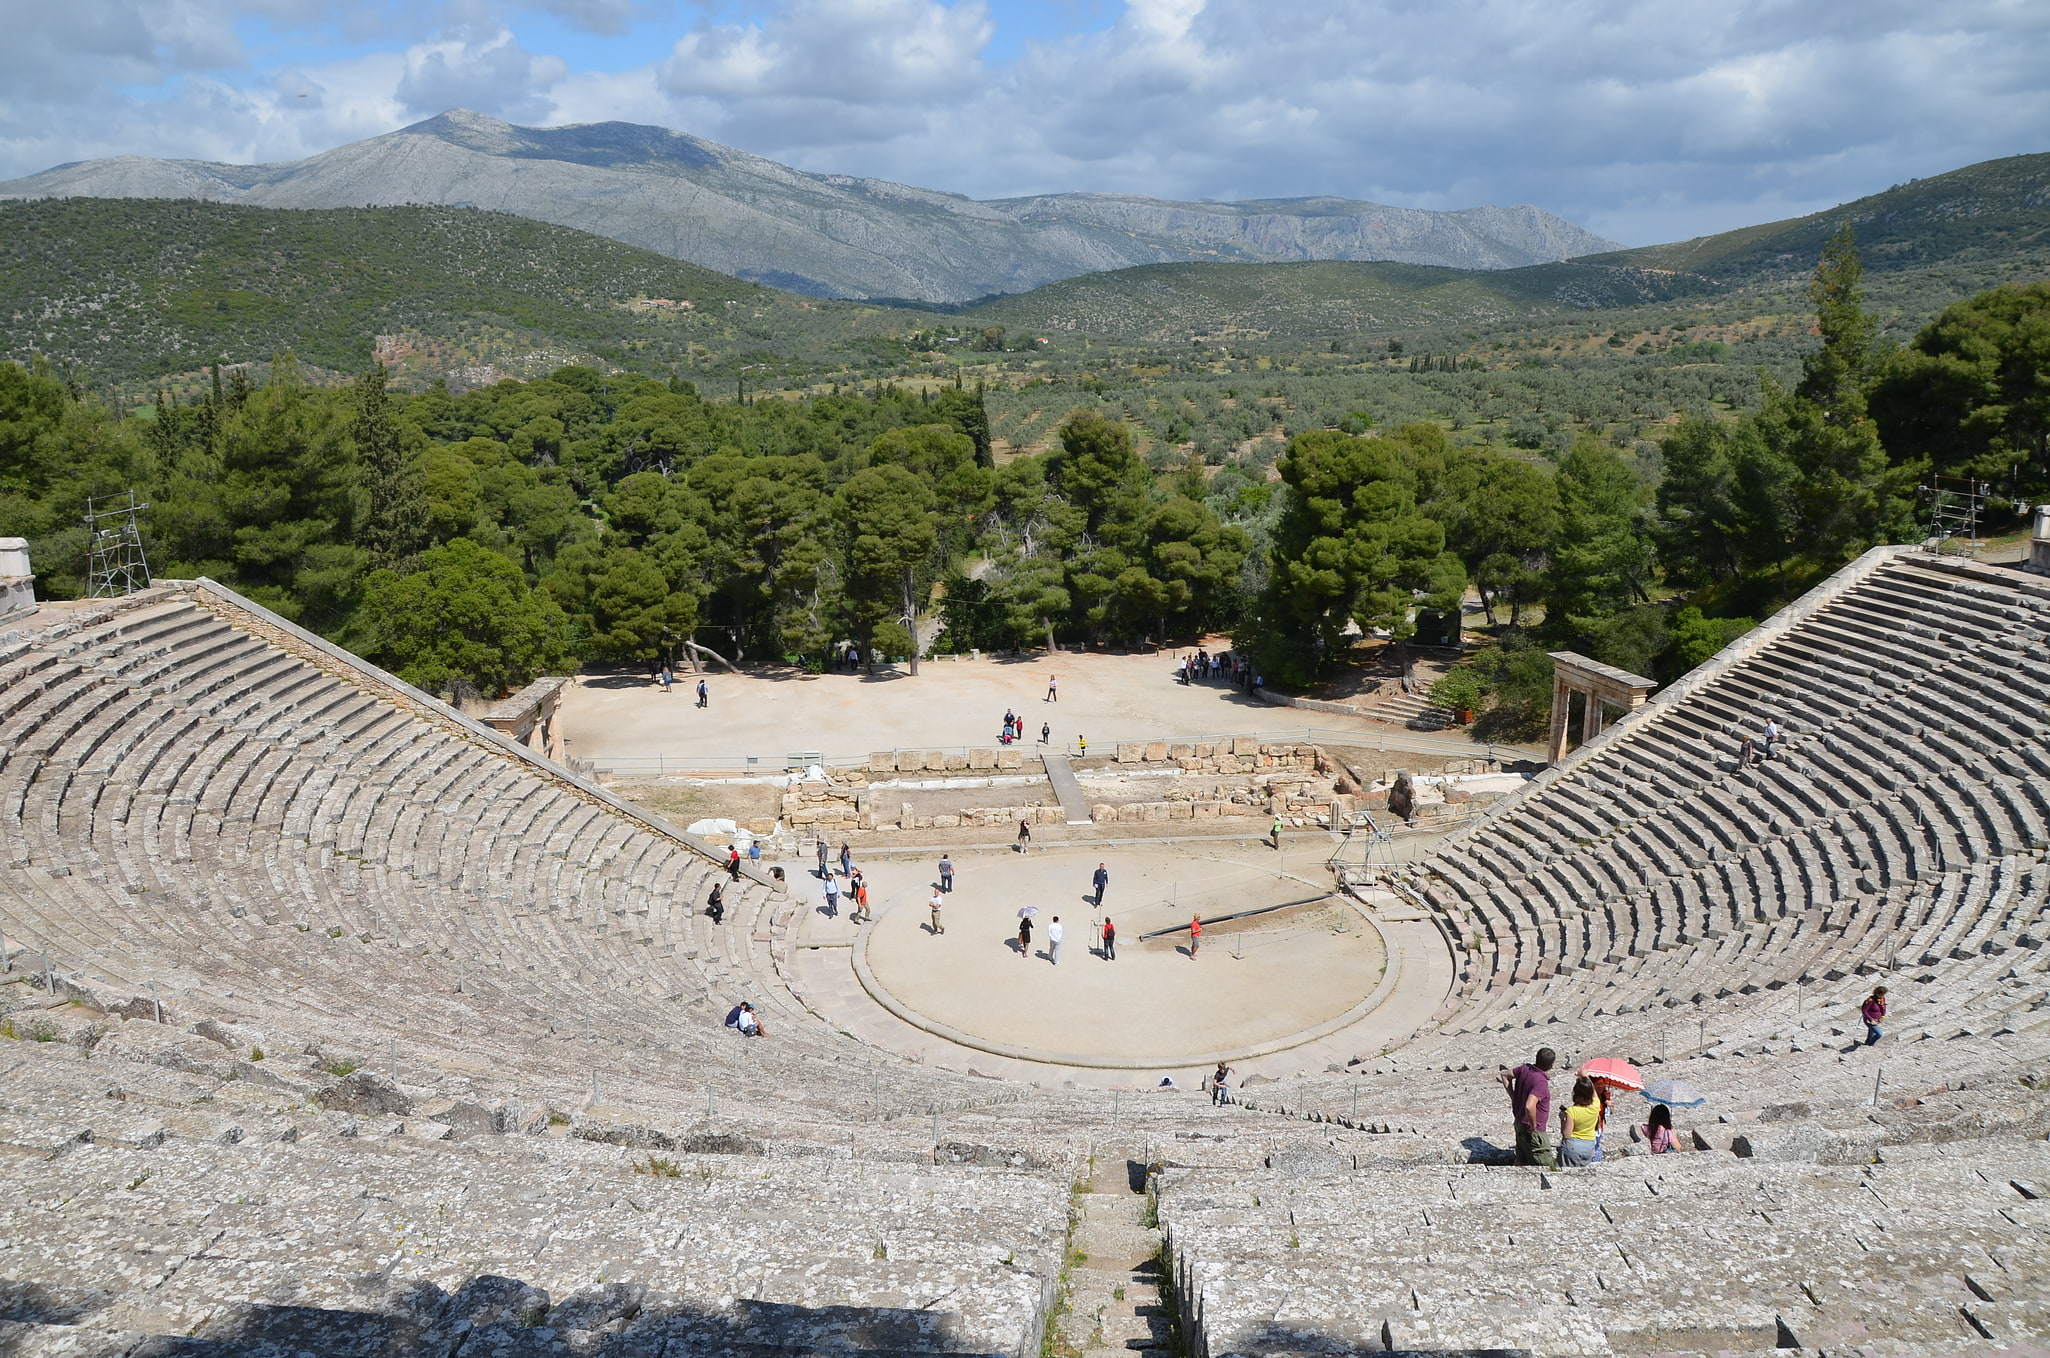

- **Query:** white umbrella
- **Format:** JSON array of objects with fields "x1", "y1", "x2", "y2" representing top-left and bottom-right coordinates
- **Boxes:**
[{"x1": 1017, "y1": 905, "x2": 1039, "y2": 918}]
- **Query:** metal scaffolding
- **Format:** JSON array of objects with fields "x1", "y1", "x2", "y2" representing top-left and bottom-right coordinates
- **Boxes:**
[
  {"x1": 84, "y1": 491, "x2": 151, "y2": 599},
  {"x1": 1921, "y1": 476, "x2": 1987, "y2": 557}
]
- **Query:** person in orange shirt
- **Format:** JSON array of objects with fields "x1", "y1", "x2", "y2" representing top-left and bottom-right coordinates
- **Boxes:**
[{"x1": 1189, "y1": 914, "x2": 1202, "y2": 958}]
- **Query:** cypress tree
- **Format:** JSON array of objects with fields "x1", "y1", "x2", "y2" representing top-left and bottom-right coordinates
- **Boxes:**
[{"x1": 351, "y1": 363, "x2": 428, "y2": 571}]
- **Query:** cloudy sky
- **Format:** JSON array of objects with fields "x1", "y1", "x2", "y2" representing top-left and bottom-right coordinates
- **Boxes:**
[{"x1": 4, "y1": 0, "x2": 2047, "y2": 244}]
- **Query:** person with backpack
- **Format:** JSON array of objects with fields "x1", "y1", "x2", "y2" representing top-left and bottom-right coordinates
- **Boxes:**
[
  {"x1": 696, "y1": 678, "x2": 709, "y2": 708},
  {"x1": 726, "y1": 1001, "x2": 763, "y2": 1036},
  {"x1": 1101, "y1": 916, "x2": 1116, "y2": 961},
  {"x1": 1862, "y1": 986, "x2": 1888, "y2": 1046}
]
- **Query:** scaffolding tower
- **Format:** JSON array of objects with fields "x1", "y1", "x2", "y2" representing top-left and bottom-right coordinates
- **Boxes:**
[
  {"x1": 84, "y1": 492, "x2": 151, "y2": 599},
  {"x1": 1922, "y1": 476, "x2": 1987, "y2": 558},
  {"x1": 1326, "y1": 806, "x2": 1402, "y2": 891}
]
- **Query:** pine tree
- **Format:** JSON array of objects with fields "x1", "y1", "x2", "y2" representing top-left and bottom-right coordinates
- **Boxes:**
[{"x1": 351, "y1": 363, "x2": 428, "y2": 571}]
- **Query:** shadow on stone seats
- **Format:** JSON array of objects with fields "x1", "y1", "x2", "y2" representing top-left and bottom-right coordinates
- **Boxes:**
[
  {"x1": 0, "y1": 1273, "x2": 999, "y2": 1357},
  {"x1": 1460, "y1": 1135, "x2": 1515, "y2": 1164}
]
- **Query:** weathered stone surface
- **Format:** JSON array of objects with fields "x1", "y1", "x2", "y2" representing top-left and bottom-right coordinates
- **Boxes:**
[{"x1": 315, "y1": 1073, "x2": 414, "y2": 1117}]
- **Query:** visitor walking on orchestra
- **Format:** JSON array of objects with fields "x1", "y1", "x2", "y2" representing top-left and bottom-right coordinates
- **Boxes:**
[
  {"x1": 1092, "y1": 862, "x2": 1108, "y2": 907},
  {"x1": 938, "y1": 855, "x2": 954, "y2": 893},
  {"x1": 1500, "y1": 1047, "x2": 1555, "y2": 1168},
  {"x1": 696, "y1": 678, "x2": 709, "y2": 708},
  {"x1": 1862, "y1": 986, "x2": 1888, "y2": 1046},
  {"x1": 1101, "y1": 916, "x2": 1116, "y2": 960},
  {"x1": 850, "y1": 873, "x2": 871, "y2": 924},
  {"x1": 1046, "y1": 675, "x2": 1058, "y2": 702},
  {"x1": 823, "y1": 873, "x2": 840, "y2": 917},
  {"x1": 1048, "y1": 916, "x2": 1063, "y2": 965},
  {"x1": 1017, "y1": 914, "x2": 1033, "y2": 958}
]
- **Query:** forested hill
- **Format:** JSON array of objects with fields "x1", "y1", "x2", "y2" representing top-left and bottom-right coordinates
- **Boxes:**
[
  {"x1": 0, "y1": 198, "x2": 929, "y2": 389},
  {"x1": 969, "y1": 152, "x2": 2050, "y2": 341}
]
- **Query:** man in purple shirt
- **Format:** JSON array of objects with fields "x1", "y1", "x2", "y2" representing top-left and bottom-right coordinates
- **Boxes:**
[{"x1": 1501, "y1": 1047, "x2": 1556, "y2": 1166}]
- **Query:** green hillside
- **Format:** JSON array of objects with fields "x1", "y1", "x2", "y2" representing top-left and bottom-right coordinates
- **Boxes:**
[
  {"x1": 967, "y1": 152, "x2": 2050, "y2": 343},
  {"x1": 0, "y1": 198, "x2": 940, "y2": 390}
]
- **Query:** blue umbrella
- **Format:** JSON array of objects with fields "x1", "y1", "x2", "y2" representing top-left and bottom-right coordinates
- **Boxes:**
[{"x1": 1643, "y1": 1079, "x2": 1707, "y2": 1108}]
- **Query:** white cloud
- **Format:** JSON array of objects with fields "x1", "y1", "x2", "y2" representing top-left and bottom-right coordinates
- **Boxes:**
[
  {"x1": 1, "y1": 0, "x2": 2047, "y2": 245},
  {"x1": 396, "y1": 27, "x2": 567, "y2": 120}
]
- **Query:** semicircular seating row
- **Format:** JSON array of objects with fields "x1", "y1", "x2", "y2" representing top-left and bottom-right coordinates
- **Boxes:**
[
  {"x1": 0, "y1": 587, "x2": 1040, "y2": 1138},
  {"x1": 1387, "y1": 550, "x2": 2050, "y2": 1070}
]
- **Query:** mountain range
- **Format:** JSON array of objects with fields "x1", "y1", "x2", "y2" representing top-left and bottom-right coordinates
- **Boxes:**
[{"x1": 0, "y1": 109, "x2": 1619, "y2": 305}]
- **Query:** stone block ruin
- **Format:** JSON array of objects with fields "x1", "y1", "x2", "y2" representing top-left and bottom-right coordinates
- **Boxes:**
[{"x1": 0, "y1": 544, "x2": 2048, "y2": 1355}]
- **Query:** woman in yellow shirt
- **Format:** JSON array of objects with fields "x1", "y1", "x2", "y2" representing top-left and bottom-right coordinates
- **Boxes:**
[{"x1": 1559, "y1": 1077, "x2": 1603, "y2": 1167}]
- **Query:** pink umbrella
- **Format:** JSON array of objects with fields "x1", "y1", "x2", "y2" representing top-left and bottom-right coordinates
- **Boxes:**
[{"x1": 1580, "y1": 1057, "x2": 1643, "y2": 1091}]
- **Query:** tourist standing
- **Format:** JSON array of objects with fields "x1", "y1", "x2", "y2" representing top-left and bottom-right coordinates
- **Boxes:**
[
  {"x1": 1017, "y1": 819, "x2": 1031, "y2": 854},
  {"x1": 849, "y1": 871, "x2": 871, "y2": 924},
  {"x1": 1040, "y1": 722, "x2": 1051, "y2": 744},
  {"x1": 1763, "y1": 716, "x2": 1782, "y2": 758},
  {"x1": 1271, "y1": 815, "x2": 1283, "y2": 851},
  {"x1": 1211, "y1": 1062, "x2": 1232, "y2": 1106},
  {"x1": 938, "y1": 855, "x2": 954, "y2": 893},
  {"x1": 1101, "y1": 916, "x2": 1116, "y2": 960},
  {"x1": 1048, "y1": 916, "x2": 1063, "y2": 965},
  {"x1": 1862, "y1": 986, "x2": 1888, "y2": 1046},
  {"x1": 1092, "y1": 862, "x2": 1108, "y2": 907},
  {"x1": 1046, "y1": 674, "x2": 1058, "y2": 702},
  {"x1": 1500, "y1": 1047, "x2": 1555, "y2": 1167},
  {"x1": 1018, "y1": 914, "x2": 1033, "y2": 958},
  {"x1": 823, "y1": 873, "x2": 840, "y2": 917},
  {"x1": 929, "y1": 888, "x2": 945, "y2": 935},
  {"x1": 696, "y1": 678, "x2": 709, "y2": 708},
  {"x1": 816, "y1": 838, "x2": 830, "y2": 879},
  {"x1": 1188, "y1": 914, "x2": 1202, "y2": 958},
  {"x1": 839, "y1": 842, "x2": 853, "y2": 878}
]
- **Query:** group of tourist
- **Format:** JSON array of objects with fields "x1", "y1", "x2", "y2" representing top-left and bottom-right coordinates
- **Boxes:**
[
  {"x1": 1736, "y1": 715, "x2": 1783, "y2": 766},
  {"x1": 808, "y1": 838, "x2": 873, "y2": 924},
  {"x1": 644, "y1": 657, "x2": 711, "y2": 706},
  {"x1": 1174, "y1": 648, "x2": 1261, "y2": 693},
  {"x1": 1500, "y1": 1048, "x2": 1667, "y2": 1168},
  {"x1": 999, "y1": 709, "x2": 1053, "y2": 745}
]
